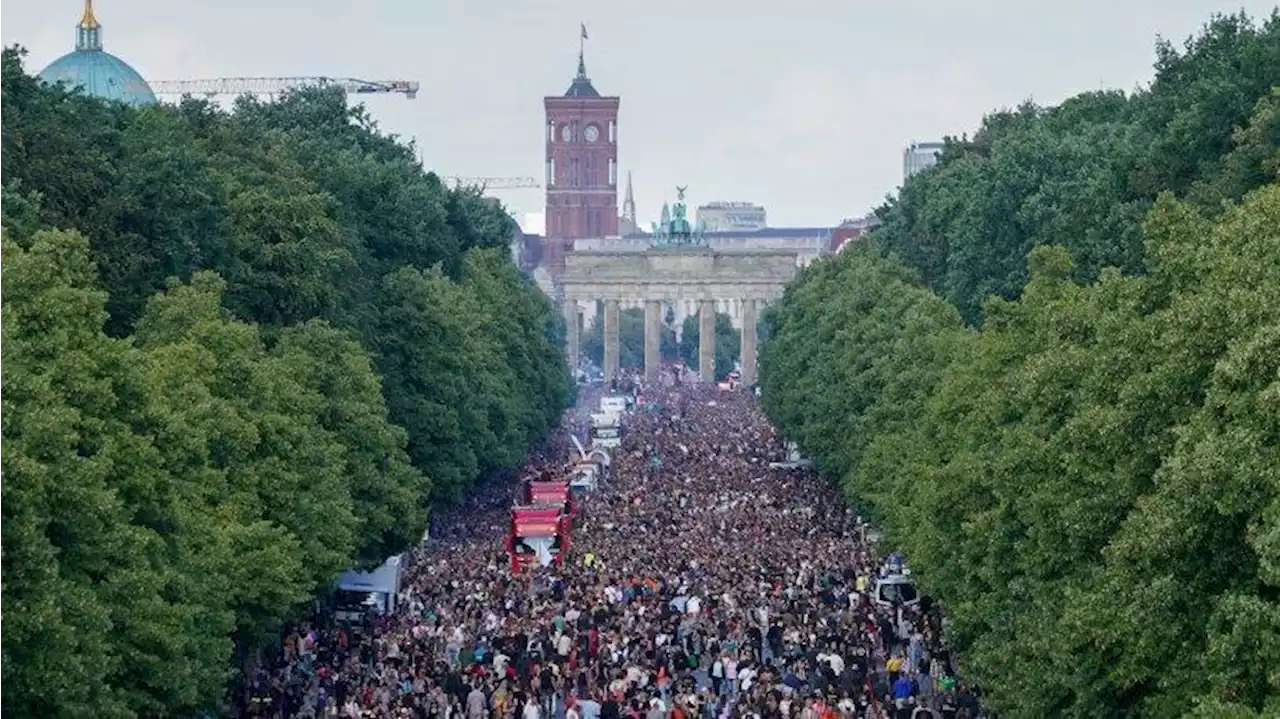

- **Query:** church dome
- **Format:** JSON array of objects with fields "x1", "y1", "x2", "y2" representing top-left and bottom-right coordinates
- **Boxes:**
[{"x1": 38, "y1": 1, "x2": 156, "y2": 107}]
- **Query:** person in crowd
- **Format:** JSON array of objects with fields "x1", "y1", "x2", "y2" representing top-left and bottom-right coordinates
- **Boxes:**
[{"x1": 245, "y1": 367, "x2": 979, "y2": 719}]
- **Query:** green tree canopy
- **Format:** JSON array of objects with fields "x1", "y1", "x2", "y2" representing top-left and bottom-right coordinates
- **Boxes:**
[
  {"x1": 871, "y1": 11, "x2": 1280, "y2": 324},
  {"x1": 581, "y1": 306, "x2": 679, "y2": 370},
  {"x1": 764, "y1": 186, "x2": 1280, "y2": 719},
  {"x1": 680, "y1": 312, "x2": 740, "y2": 381},
  {"x1": 2, "y1": 44, "x2": 571, "y2": 717},
  {"x1": 759, "y1": 13, "x2": 1280, "y2": 715}
]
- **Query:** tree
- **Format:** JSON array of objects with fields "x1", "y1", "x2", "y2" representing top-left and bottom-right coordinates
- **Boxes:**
[
  {"x1": 3, "y1": 230, "x2": 175, "y2": 718},
  {"x1": 2, "y1": 46, "x2": 573, "y2": 716},
  {"x1": 581, "y1": 306, "x2": 679, "y2": 369},
  {"x1": 759, "y1": 187, "x2": 1280, "y2": 715},
  {"x1": 870, "y1": 12, "x2": 1280, "y2": 325},
  {"x1": 680, "y1": 312, "x2": 740, "y2": 381}
]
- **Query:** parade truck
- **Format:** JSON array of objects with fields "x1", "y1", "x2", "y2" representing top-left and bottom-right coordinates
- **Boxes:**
[
  {"x1": 523, "y1": 480, "x2": 578, "y2": 523},
  {"x1": 506, "y1": 506, "x2": 571, "y2": 572},
  {"x1": 590, "y1": 412, "x2": 623, "y2": 449},
  {"x1": 599, "y1": 394, "x2": 630, "y2": 415},
  {"x1": 569, "y1": 453, "x2": 607, "y2": 497}
]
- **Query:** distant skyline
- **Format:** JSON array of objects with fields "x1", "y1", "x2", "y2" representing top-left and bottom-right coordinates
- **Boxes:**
[{"x1": 5, "y1": 0, "x2": 1275, "y2": 227}]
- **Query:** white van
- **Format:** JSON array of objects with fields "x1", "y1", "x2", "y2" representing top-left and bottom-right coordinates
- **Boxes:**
[{"x1": 872, "y1": 573, "x2": 921, "y2": 608}]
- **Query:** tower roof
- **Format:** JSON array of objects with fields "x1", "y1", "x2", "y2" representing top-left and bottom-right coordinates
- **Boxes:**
[
  {"x1": 565, "y1": 57, "x2": 600, "y2": 97},
  {"x1": 564, "y1": 23, "x2": 600, "y2": 97}
]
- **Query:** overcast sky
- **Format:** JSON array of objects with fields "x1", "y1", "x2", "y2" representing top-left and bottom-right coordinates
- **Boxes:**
[{"x1": 5, "y1": 0, "x2": 1276, "y2": 228}]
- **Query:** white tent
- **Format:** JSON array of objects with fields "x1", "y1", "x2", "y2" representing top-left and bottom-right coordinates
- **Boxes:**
[{"x1": 336, "y1": 554, "x2": 403, "y2": 614}]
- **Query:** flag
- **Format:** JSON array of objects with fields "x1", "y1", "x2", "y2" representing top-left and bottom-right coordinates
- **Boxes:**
[{"x1": 581, "y1": 23, "x2": 588, "y2": 40}]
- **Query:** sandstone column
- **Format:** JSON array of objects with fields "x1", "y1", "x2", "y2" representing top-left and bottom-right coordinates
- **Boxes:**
[
  {"x1": 644, "y1": 299, "x2": 661, "y2": 383},
  {"x1": 603, "y1": 298, "x2": 620, "y2": 382},
  {"x1": 699, "y1": 298, "x2": 716, "y2": 382},
  {"x1": 740, "y1": 298, "x2": 758, "y2": 385},
  {"x1": 563, "y1": 300, "x2": 580, "y2": 373}
]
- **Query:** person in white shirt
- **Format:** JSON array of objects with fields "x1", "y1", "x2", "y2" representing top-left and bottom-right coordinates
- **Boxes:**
[
  {"x1": 826, "y1": 652, "x2": 844, "y2": 676},
  {"x1": 739, "y1": 664, "x2": 757, "y2": 693},
  {"x1": 711, "y1": 657, "x2": 725, "y2": 696},
  {"x1": 523, "y1": 697, "x2": 542, "y2": 719}
]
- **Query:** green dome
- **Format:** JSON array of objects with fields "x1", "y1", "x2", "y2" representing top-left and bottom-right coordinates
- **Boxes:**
[{"x1": 37, "y1": 1, "x2": 156, "y2": 107}]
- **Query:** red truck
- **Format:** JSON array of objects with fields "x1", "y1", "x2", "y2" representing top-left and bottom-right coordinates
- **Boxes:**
[
  {"x1": 522, "y1": 480, "x2": 578, "y2": 521},
  {"x1": 506, "y1": 506, "x2": 571, "y2": 573}
]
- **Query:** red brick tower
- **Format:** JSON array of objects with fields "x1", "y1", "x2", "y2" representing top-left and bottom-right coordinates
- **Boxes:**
[{"x1": 543, "y1": 32, "x2": 620, "y2": 277}]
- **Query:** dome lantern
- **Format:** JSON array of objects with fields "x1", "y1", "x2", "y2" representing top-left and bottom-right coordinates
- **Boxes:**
[{"x1": 76, "y1": 0, "x2": 102, "y2": 51}]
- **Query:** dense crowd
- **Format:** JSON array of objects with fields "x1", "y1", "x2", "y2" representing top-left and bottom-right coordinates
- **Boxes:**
[{"x1": 245, "y1": 369, "x2": 984, "y2": 718}]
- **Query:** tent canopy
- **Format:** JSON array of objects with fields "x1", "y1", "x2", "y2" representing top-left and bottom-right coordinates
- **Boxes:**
[{"x1": 336, "y1": 554, "x2": 402, "y2": 595}]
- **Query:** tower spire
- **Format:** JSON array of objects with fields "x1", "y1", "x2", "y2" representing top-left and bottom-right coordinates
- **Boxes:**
[
  {"x1": 76, "y1": 0, "x2": 103, "y2": 51},
  {"x1": 623, "y1": 171, "x2": 637, "y2": 225}
]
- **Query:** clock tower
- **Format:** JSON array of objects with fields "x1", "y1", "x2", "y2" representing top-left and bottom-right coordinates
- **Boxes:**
[{"x1": 544, "y1": 34, "x2": 620, "y2": 276}]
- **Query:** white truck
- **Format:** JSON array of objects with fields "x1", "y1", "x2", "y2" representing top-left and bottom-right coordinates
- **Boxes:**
[
  {"x1": 599, "y1": 394, "x2": 628, "y2": 415},
  {"x1": 589, "y1": 412, "x2": 622, "y2": 449}
]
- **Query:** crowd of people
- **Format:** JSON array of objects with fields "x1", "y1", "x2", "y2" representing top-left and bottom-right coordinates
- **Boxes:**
[{"x1": 244, "y1": 367, "x2": 985, "y2": 718}]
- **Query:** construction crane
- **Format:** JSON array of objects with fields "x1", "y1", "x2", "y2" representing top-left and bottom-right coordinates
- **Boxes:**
[
  {"x1": 440, "y1": 176, "x2": 541, "y2": 190},
  {"x1": 150, "y1": 77, "x2": 419, "y2": 99}
]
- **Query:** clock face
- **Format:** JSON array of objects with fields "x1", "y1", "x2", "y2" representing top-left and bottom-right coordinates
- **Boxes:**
[
  {"x1": 584, "y1": 125, "x2": 600, "y2": 142},
  {"x1": 561, "y1": 125, "x2": 573, "y2": 142}
]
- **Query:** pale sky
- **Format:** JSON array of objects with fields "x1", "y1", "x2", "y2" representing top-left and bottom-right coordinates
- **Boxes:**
[{"x1": 4, "y1": 0, "x2": 1275, "y2": 228}]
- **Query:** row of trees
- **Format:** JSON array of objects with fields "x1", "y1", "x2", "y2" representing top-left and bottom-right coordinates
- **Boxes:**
[
  {"x1": 759, "y1": 12, "x2": 1279, "y2": 718},
  {"x1": 2, "y1": 46, "x2": 572, "y2": 717}
]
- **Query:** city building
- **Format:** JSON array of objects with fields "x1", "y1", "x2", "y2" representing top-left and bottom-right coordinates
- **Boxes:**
[
  {"x1": 695, "y1": 202, "x2": 768, "y2": 232},
  {"x1": 38, "y1": 0, "x2": 156, "y2": 107},
  {"x1": 530, "y1": 31, "x2": 842, "y2": 306},
  {"x1": 575, "y1": 204, "x2": 833, "y2": 334},
  {"x1": 829, "y1": 212, "x2": 882, "y2": 253},
  {"x1": 542, "y1": 37, "x2": 620, "y2": 277},
  {"x1": 903, "y1": 141, "x2": 945, "y2": 181}
]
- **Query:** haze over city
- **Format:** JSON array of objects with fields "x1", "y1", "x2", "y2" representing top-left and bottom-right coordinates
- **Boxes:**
[{"x1": 4, "y1": 0, "x2": 1271, "y2": 228}]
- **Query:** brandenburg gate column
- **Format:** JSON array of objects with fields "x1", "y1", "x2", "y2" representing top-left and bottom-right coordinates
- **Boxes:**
[
  {"x1": 740, "y1": 298, "x2": 758, "y2": 385},
  {"x1": 603, "y1": 299, "x2": 621, "y2": 382},
  {"x1": 643, "y1": 299, "x2": 661, "y2": 383},
  {"x1": 698, "y1": 298, "x2": 716, "y2": 382},
  {"x1": 563, "y1": 300, "x2": 580, "y2": 372}
]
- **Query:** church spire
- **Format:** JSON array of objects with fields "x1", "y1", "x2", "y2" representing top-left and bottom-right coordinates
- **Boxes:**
[
  {"x1": 76, "y1": 0, "x2": 103, "y2": 51},
  {"x1": 623, "y1": 171, "x2": 637, "y2": 225}
]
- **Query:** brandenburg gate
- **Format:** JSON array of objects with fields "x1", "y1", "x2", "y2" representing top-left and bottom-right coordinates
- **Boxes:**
[{"x1": 560, "y1": 188, "x2": 800, "y2": 385}]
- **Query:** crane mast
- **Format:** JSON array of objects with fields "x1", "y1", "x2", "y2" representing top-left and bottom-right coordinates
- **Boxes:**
[{"x1": 150, "y1": 77, "x2": 419, "y2": 99}]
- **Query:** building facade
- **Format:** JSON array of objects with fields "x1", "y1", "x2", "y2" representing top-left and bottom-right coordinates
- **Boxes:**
[
  {"x1": 903, "y1": 141, "x2": 945, "y2": 181},
  {"x1": 572, "y1": 225, "x2": 831, "y2": 334},
  {"x1": 695, "y1": 202, "x2": 767, "y2": 232},
  {"x1": 543, "y1": 50, "x2": 620, "y2": 277}
]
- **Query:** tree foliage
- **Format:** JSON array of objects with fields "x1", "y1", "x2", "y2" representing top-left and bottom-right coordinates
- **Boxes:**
[
  {"x1": 680, "y1": 312, "x2": 741, "y2": 382},
  {"x1": 581, "y1": 306, "x2": 680, "y2": 370},
  {"x1": 873, "y1": 11, "x2": 1280, "y2": 324},
  {"x1": 760, "y1": 14, "x2": 1280, "y2": 716},
  {"x1": 2, "y1": 46, "x2": 570, "y2": 717}
]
